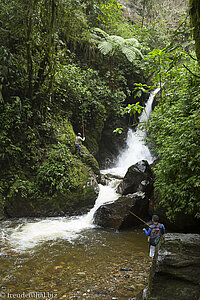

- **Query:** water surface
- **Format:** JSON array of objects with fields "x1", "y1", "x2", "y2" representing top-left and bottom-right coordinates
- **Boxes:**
[
  {"x1": 0, "y1": 89, "x2": 158, "y2": 299},
  {"x1": 0, "y1": 222, "x2": 151, "y2": 299}
]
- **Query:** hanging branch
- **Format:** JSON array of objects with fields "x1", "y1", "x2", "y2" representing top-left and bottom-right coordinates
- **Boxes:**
[
  {"x1": 183, "y1": 64, "x2": 200, "y2": 78},
  {"x1": 186, "y1": 50, "x2": 198, "y2": 61}
]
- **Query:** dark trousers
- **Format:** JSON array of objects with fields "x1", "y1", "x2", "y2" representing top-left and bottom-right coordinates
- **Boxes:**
[{"x1": 75, "y1": 143, "x2": 81, "y2": 155}]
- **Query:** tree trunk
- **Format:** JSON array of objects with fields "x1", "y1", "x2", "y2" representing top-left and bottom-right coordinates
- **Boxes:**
[
  {"x1": 26, "y1": 12, "x2": 33, "y2": 104},
  {"x1": 189, "y1": 0, "x2": 200, "y2": 62}
]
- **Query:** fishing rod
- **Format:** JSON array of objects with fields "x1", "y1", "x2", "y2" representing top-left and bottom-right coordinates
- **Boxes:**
[
  {"x1": 129, "y1": 211, "x2": 150, "y2": 227},
  {"x1": 82, "y1": 116, "x2": 85, "y2": 138}
]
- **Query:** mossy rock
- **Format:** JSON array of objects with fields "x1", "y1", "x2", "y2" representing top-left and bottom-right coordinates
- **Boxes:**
[
  {"x1": 2, "y1": 115, "x2": 100, "y2": 218},
  {"x1": 4, "y1": 160, "x2": 99, "y2": 217}
]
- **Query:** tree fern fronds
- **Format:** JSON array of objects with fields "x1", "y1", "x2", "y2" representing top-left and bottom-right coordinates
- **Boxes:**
[
  {"x1": 121, "y1": 47, "x2": 136, "y2": 62},
  {"x1": 90, "y1": 27, "x2": 143, "y2": 62},
  {"x1": 125, "y1": 37, "x2": 140, "y2": 47},
  {"x1": 98, "y1": 41, "x2": 113, "y2": 55},
  {"x1": 109, "y1": 35, "x2": 124, "y2": 44},
  {"x1": 129, "y1": 46, "x2": 144, "y2": 58},
  {"x1": 91, "y1": 28, "x2": 109, "y2": 39}
]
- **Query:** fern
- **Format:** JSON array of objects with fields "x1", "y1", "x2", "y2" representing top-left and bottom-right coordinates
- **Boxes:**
[
  {"x1": 121, "y1": 47, "x2": 136, "y2": 62},
  {"x1": 90, "y1": 27, "x2": 143, "y2": 62},
  {"x1": 98, "y1": 41, "x2": 113, "y2": 55},
  {"x1": 109, "y1": 35, "x2": 124, "y2": 44}
]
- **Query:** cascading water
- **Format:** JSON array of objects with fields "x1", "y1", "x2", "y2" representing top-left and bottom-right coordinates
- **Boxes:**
[
  {"x1": 103, "y1": 87, "x2": 160, "y2": 177},
  {"x1": 1, "y1": 88, "x2": 159, "y2": 252},
  {"x1": 6, "y1": 181, "x2": 120, "y2": 251}
]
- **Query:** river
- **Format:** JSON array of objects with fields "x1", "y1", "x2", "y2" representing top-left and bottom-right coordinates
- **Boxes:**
[{"x1": 0, "y1": 89, "x2": 159, "y2": 300}]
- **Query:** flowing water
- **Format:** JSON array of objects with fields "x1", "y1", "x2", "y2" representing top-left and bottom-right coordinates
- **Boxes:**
[{"x1": 0, "y1": 89, "x2": 159, "y2": 300}]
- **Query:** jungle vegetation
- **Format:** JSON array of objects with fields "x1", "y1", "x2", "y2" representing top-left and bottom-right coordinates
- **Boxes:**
[{"x1": 0, "y1": 0, "x2": 199, "y2": 221}]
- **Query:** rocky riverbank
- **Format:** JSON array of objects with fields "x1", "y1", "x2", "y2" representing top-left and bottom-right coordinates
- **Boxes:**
[{"x1": 145, "y1": 233, "x2": 200, "y2": 300}]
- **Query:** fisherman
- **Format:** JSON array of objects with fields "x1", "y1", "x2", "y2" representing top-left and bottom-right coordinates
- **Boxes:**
[
  {"x1": 143, "y1": 214, "x2": 165, "y2": 258},
  {"x1": 75, "y1": 132, "x2": 85, "y2": 156}
]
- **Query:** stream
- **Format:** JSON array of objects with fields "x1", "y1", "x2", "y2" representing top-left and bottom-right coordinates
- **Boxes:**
[{"x1": 0, "y1": 89, "x2": 159, "y2": 300}]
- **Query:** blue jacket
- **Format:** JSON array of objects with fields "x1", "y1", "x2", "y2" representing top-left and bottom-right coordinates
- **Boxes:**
[{"x1": 144, "y1": 223, "x2": 165, "y2": 237}]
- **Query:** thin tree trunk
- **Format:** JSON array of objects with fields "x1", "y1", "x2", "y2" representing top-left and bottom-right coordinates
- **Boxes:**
[
  {"x1": 26, "y1": 12, "x2": 33, "y2": 105},
  {"x1": 189, "y1": 0, "x2": 200, "y2": 63}
]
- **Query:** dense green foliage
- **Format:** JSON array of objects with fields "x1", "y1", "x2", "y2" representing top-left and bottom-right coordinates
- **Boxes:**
[
  {"x1": 1, "y1": 0, "x2": 199, "y2": 222},
  {"x1": 141, "y1": 2, "x2": 200, "y2": 221},
  {"x1": 146, "y1": 52, "x2": 200, "y2": 220},
  {"x1": 0, "y1": 0, "x2": 151, "y2": 216},
  {"x1": 55, "y1": 62, "x2": 127, "y2": 154}
]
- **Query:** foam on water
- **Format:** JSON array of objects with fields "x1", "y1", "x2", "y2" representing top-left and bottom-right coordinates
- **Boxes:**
[
  {"x1": 102, "y1": 87, "x2": 160, "y2": 177},
  {"x1": 1, "y1": 88, "x2": 159, "y2": 251},
  {"x1": 4, "y1": 181, "x2": 119, "y2": 251}
]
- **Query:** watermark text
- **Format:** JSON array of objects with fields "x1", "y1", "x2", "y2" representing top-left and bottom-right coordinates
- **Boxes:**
[{"x1": 1, "y1": 292, "x2": 57, "y2": 299}]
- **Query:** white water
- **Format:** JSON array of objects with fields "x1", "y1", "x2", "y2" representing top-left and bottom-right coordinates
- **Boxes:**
[
  {"x1": 1, "y1": 88, "x2": 159, "y2": 252},
  {"x1": 103, "y1": 87, "x2": 160, "y2": 177}
]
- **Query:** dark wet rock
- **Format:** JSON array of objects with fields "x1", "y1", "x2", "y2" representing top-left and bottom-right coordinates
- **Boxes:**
[
  {"x1": 97, "y1": 118, "x2": 129, "y2": 169},
  {"x1": 93, "y1": 192, "x2": 150, "y2": 230},
  {"x1": 146, "y1": 233, "x2": 200, "y2": 300},
  {"x1": 117, "y1": 160, "x2": 153, "y2": 197}
]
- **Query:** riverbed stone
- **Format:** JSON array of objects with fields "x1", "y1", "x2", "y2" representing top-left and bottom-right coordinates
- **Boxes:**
[
  {"x1": 146, "y1": 233, "x2": 200, "y2": 300},
  {"x1": 93, "y1": 192, "x2": 150, "y2": 230},
  {"x1": 117, "y1": 160, "x2": 153, "y2": 197}
]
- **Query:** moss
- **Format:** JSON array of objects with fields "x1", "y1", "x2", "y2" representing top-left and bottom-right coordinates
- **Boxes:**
[
  {"x1": 84, "y1": 115, "x2": 105, "y2": 156},
  {"x1": 2, "y1": 114, "x2": 100, "y2": 218}
]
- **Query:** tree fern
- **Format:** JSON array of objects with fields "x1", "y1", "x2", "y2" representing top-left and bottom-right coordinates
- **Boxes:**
[
  {"x1": 121, "y1": 47, "x2": 136, "y2": 62},
  {"x1": 98, "y1": 41, "x2": 113, "y2": 55},
  {"x1": 90, "y1": 28, "x2": 143, "y2": 62}
]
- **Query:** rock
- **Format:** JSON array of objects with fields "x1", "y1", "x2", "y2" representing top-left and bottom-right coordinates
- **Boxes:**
[
  {"x1": 117, "y1": 160, "x2": 153, "y2": 197},
  {"x1": 99, "y1": 173, "x2": 123, "y2": 186},
  {"x1": 93, "y1": 192, "x2": 150, "y2": 230},
  {"x1": 77, "y1": 272, "x2": 86, "y2": 277},
  {"x1": 82, "y1": 148, "x2": 100, "y2": 176},
  {"x1": 146, "y1": 233, "x2": 200, "y2": 300},
  {"x1": 120, "y1": 268, "x2": 132, "y2": 271},
  {"x1": 97, "y1": 117, "x2": 129, "y2": 169}
]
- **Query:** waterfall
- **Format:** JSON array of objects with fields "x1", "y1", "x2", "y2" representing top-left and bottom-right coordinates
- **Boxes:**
[
  {"x1": 2, "y1": 88, "x2": 159, "y2": 251},
  {"x1": 103, "y1": 87, "x2": 160, "y2": 177}
]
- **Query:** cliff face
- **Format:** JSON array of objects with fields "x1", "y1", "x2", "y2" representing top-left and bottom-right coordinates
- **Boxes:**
[{"x1": 2, "y1": 116, "x2": 100, "y2": 218}]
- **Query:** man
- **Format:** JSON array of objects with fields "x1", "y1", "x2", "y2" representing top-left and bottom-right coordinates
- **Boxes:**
[
  {"x1": 143, "y1": 215, "x2": 165, "y2": 258},
  {"x1": 75, "y1": 132, "x2": 85, "y2": 156}
]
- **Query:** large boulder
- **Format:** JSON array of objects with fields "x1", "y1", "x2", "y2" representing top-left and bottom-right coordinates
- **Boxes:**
[
  {"x1": 117, "y1": 160, "x2": 153, "y2": 197},
  {"x1": 93, "y1": 192, "x2": 150, "y2": 230},
  {"x1": 146, "y1": 233, "x2": 200, "y2": 300}
]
